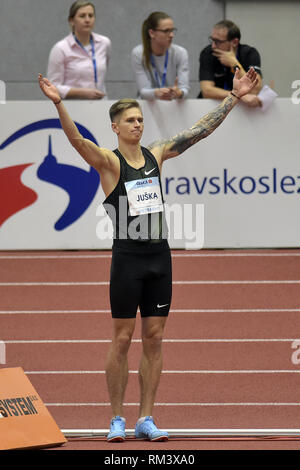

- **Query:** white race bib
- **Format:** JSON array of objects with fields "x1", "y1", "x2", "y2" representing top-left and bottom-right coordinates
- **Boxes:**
[{"x1": 125, "y1": 177, "x2": 163, "y2": 216}]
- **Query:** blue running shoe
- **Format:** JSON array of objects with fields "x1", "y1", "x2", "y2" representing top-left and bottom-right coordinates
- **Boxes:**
[
  {"x1": 135, "y1": 416, "x2": 168, "y2": 441},
  {"x1": 107, "y1": 416, "x2": 126, "y2": 442}
]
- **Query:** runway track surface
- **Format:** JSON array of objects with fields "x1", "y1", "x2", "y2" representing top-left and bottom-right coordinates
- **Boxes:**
[{"x1": 1, "y1": 248, "x2": 300, "y2": 451}]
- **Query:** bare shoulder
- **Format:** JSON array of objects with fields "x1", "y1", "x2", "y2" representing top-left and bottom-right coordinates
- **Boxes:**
[
  {"x1": 88, "y1": 146, "x2": 120, "y2": 196},
  {"x1": 97, "y1": 147, "x2": 122, "y2": 177},
  {"x1": 147, "y1": 139, "x2": 170, "y2": 166},
  {"x1": 77, "y1": 139, "x2": 119, "y2": 172},
  {"x1": 96, "y1": 146, "x2": 118, "y2": 162}
]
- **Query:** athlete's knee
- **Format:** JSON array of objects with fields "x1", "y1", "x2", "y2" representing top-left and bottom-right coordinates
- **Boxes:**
[
  {"x1": 111, "y1": 319, "x2": 135, "y2": 356},
  {"x1": 113, "y1": 332, "x2": 133, "y2": 356},
  {"x1": 142, "y1": 323, "x2": 165, "y2": 358}
]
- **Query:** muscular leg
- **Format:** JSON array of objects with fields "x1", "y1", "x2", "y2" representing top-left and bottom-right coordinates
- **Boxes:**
[
  {"x1": 138, "y1": 316, "x2": 167, "y2": 417},
  {"x1": 105, "y1": 317, "x2": 136, "y2": 417}
]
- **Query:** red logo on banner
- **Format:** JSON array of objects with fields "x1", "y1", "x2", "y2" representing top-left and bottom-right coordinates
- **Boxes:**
[{"x1": 0, "y1": 164, "x2": 37, "y2": 227}]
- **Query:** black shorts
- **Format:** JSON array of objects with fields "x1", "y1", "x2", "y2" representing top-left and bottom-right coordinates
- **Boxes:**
[{"x1": 109, "y1": 240, "x2": 172, "y2": 319}]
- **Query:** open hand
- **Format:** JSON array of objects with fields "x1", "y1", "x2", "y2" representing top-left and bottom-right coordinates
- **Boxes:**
[
  {"x1": 38, "y1": 74, "x2": 60, "y2": 103},
  {"x1": 232, "y1": 67, "x2": 258, "y2": 98}
]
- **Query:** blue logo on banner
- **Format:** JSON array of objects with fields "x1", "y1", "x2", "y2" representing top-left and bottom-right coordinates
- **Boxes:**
[{"x1": 0, "y1": 119, "x2": 100, "y2": 230}]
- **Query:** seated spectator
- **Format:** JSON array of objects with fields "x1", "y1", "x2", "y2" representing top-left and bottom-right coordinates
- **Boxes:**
[
  {"x1": 131, "y1": 11, "x2": 189, "y2": 100},
  {"x1": 47, "y1": 1, "x2": 111, "y2": 100},
  {"x1": 198, "y1": 20, "x2": 262, "y2": 107}
]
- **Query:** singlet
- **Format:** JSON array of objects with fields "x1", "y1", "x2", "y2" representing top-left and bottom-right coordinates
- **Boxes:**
[{"x1": 103, "y1": 147, "x2": 169, "y2": 246}]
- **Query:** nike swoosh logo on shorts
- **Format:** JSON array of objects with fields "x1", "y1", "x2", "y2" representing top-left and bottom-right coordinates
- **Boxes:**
[
  {"x1": 145, "y1": 168, "x2": 155, "y2": 175},
  {"x1": 157, "y1": 303, "x2": 169, "y2": 308}
]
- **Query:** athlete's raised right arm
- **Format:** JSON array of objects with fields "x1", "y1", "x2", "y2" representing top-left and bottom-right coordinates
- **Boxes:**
[{"x1": 38, "y1": 74, "x2": 112, "y2": 172}]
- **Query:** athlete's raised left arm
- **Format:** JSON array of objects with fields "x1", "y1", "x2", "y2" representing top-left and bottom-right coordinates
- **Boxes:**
[{"x1": 148, "y1": 67, "x2": 258, "y2": 162}]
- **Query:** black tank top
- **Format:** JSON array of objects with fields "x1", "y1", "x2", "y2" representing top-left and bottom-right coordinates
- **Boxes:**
[{"x1": 103, "y1": 146, "x2": 168, "y2": 244}]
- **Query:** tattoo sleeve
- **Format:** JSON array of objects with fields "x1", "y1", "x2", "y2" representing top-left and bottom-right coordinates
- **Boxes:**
[{"x1": 149, "y1": 94, "x2": 236, "y2": 157}]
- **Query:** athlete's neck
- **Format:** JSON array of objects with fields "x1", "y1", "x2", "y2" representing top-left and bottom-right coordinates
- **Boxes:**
[{"x1": 118, "y1": 143, "x2": 144, "y2": 166}]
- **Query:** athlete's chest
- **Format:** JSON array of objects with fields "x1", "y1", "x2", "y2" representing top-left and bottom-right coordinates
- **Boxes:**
[{"x1": 122, "y1": 155, "x2": 162, "y2": 216}]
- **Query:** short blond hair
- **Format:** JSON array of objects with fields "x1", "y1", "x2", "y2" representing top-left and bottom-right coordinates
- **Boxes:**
[{"x1": 109, "y1": 99, "x2": 142, "y2": 122}]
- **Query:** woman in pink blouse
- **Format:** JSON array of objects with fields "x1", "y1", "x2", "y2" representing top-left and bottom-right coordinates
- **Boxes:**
[{"x1": 47, "y1": 1, "x2": 111, "y2": 100}]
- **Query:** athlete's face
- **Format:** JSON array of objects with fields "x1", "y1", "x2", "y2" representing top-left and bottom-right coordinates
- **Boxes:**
[{"x1": 112, "y1": 108, "x2": 144, "y2": 142}]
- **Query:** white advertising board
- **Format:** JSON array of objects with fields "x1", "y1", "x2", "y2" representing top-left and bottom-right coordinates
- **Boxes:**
[{"x1": 0, "y1": 99, "x2": 299, "y2": 249}]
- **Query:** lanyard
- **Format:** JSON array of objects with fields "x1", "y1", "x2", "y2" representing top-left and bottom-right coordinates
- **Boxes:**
[
  {"x1": 74, "y1": 34, "x2": 98, "y2": 85},
  {"x1": 150, "y1": 50, "x2": 169, "y2": 88}
]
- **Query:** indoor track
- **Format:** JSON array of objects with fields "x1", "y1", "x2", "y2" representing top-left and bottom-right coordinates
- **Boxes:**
[{"x1": 1, "y1": 248, "x2": 300, "y2": 450}]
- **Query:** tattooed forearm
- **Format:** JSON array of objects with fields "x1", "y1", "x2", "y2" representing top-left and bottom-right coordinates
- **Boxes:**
[
  {"x1": 170, "y1": 94, "x2": 235, "y2": 155},
  {"x1": 148, "y1": 94, "x2": 236, "y2": 157}
]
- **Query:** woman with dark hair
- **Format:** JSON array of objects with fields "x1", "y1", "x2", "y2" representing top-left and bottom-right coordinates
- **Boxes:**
[
  {"x1": 47, "y1": 1, "x2": 111, "y2": 100},
  {"x1": 131, "y1": 11, "x2": 189, "y2": 100}
]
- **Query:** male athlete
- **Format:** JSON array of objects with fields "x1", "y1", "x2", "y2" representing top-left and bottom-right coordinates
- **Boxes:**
[{"x1": 39, "y1": 66, "x2": 258, "y2": 442}]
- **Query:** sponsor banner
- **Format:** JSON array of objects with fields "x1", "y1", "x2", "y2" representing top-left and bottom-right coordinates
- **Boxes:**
[
  {"x1": 0, "y1": 99, "x2": 299, "y2": 249},
  {"x1": 0, "y1": 367, "x2": 66, "y2": 450}
]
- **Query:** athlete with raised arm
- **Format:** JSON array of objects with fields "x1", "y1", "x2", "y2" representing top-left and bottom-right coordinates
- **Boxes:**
[{"x1": 39, "y1": 67, "x2": 258, "y2": 442}]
